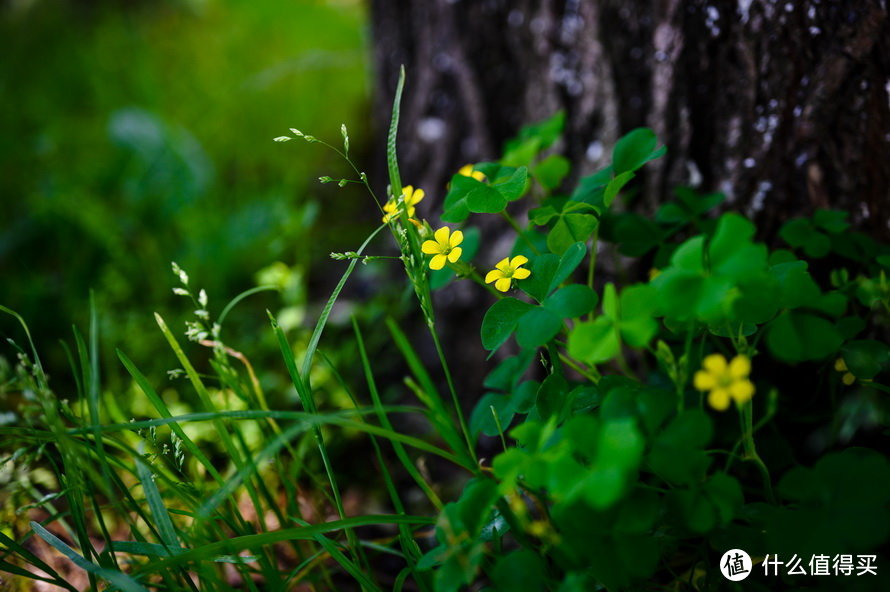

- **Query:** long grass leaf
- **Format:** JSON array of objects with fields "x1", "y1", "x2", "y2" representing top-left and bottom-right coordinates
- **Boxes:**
[
  {"x1": 30, "y1": 522, "x2": 149, "y2": 592},
  {"x1": 137, "y1": 514, "x2": 434, "y2": 573},
  {"x1": 134, "y1": 453, "x2": 180, "y2": 549}
]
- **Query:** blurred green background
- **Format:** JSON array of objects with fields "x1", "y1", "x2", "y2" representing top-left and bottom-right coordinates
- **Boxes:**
[{"x1": 1, "y1": 0, "x2": 375, "y2": 389}]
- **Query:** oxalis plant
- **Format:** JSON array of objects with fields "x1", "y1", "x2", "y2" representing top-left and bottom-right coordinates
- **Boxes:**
[
  {"x1": 1, "y1": 69, "x2": 888, "y2": 591},
  {"x1": 272, "y1": 69, "x2": 890, "y2": 590}
]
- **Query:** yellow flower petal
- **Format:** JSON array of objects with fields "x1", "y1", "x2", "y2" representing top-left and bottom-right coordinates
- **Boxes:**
[
  {"x1": 458, "y1": 164, "x2": 474, "y2": 177},
  {"x1": 842, "y1": 372, "x2": 856, "y2": 385},
  {"x1": 450, "y1": 230, "x2": 464, "y2": 248},
  {"x1": 422, "y1": 239, "x2": 441, "y2": 254},
  {"x1": 429, "y1": 254, "x2": 447, "y2": 270},
  {"x1": 511, "y1": 255, "x2": 529, "y2": 267},
  {"x1": 729, "y1": 379, "x2": 755, "y2": 402},
  {"x1": 693, "y1": 370, "x2": 716, "y2": 391},
  {"x1": 471, "y1": 170, "x2": 486, "y2": 182},
  {"x1": 495, "y1": 257, "x2": 511, "y2": 272},
  {"x1": 703, "y1": 354, "x2": 727, "y2": 374},
  {"x1": 513, "y1": 267, "x2": 531, "y2": 280},
  {"x1": 409, "y1": 188, "x2": 425, "y2": 206},
  {"x1": 485, "y1": 269, "x2": 502, "y2": 284},
  {"x1": 834, "y1": 358, "x2": 848, "y2": 372},
  {"x1": 708, "y1": 388, "x2": 731, "y2": 411},
  {"x1": 728, "y1": 355, "x2": 751, "y2": 380},
  {"x1": 382, "y1": 200, "x2": 397, "y2": 223},
  {"x1": 434, "y1": 226, "x2": 450, "y2": 244},
  {"x1": 447, "y1": 247, "x2": 462, "y2": 263},
  {"x1": 495, "y1": 277, "x2": 512, "y2": 292}
]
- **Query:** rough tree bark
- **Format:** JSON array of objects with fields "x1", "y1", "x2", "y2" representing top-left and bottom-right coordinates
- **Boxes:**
[
  {"x1": 370, "y1": 0, "x2": 890, "y2": 240},
  {"x1": 368, "y1": 0, "x2": 890, "y2": 409}
]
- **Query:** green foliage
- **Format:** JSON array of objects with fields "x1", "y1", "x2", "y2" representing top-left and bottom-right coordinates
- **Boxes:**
[
  {"x1": 0, "y1": 0, "x2": 368, "y2": 383},
  {"x1": 3, "y1": 71, "x2": 889, "y2": 592}
]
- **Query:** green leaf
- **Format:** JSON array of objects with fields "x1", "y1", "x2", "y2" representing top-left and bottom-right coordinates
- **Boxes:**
[
  {"x1": 702, "y1": 473, "x2": 744, "y2": 526},
  {"x1": 597, "y1": 418, "x2": 644, "y2": 471},
  {"x1": 492, "y1": 166, "x2": 529, "y2": 201},
  {"x1": 612, "y1": 128, "x2": 665, "y2": 175},
  {"x1": 516, "y1": 307, "x2": 563, "y2": 349},
  {"x1": 571, "y1": 166, "x2": 612, "y2": 205},
  {"x1": 669, "y1": 236, "x2": 705, "y2": 272},
  {"x1": 549, "y1": 209, "x2": 599, "y2": 255},
  {"x1": 550, "y1": 242, "x2": 588, "y2": 292},
  {"x1": 766, "y1": 311, "x2": 843, "y2": 362},
  {"x1": 604, "y1": 171, "x2": 635, "y2": 206},
  {"x1": 544, "y1": 285, "x2": 598, "y2": 318},
  {"x1": 602, "y1": 283, "x2": 618, "y2": 319},
  {"x1": 770, "y1": 261, "x2": 821, "y2": 309},
  {"x1": 647, "y1": 410, "x2": 713, "y2": 486},
  {"x1": 481, "y1": 298, "x2": 535, "y2": 351},
  {"x1": 617, "y1": 285, "x2": 658, "y2": 346},
  {"x1": 610, "y1": 213, "x2": 664, "y2": 257},
  {"x1": 533, "y1": 154, "x2": 571, "y2": 189},
  {"x1": 709, "y1": 214, "x2": 768, "y2": 280},
  {"x1": 511, "y1": 380, "x2": 540, "y2": 414},
  {"x1": 466, "y1": 183, "x2": 508, "y2": 214},
  {"x1": 518, "y1": 254, "x2": 560, "y2": 302},
  {"x1": 484, "y1": 350, "x2": 534, "y2": 391},
  {"x1": 536, "y1": 373, "x2": 571, "y2": 421},
  {"x1": 504, "y1": 111, "x2": 565, "y2": 155},
  {"x1": 501, "y1": 137, "x2": 541, "y2": 167},
  {"x1": 456, "y1": 478, "x2": 500, "y2": 536},
  {"x1": 656, "y1": 187, "x2": 725, "y2": 224},
  {"x1": 528, "y1": 204, "x2": 558, "y2": 225},
  {"x1": 813, "y1": 209, "x2": 850, "y2": 234},
  {"x1": 841, "y1": 340, "x2": 890, "y2": 379},
  {"x1": 568, "y1": 317, "x2": 619, "y2": 363},
  {"x1": 491, "y1": 550, "x2": 547, "y2": 592},
  {"x1": 780, "y1": 218, "x2": 831, "y2": 258}
]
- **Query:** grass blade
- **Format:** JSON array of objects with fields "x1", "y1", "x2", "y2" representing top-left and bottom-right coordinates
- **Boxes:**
[{"x1": 30, "y1": 522, "x2": 149, "y2": 592}]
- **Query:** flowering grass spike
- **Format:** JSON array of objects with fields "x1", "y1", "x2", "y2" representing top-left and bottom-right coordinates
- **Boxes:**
[
  {"x1": 485, "y1": 256, "x2": 531, "y2": 292},
  {"x1": 383, "y1": 185, "x2": 425, "y2": 223},
  {"x1": 694, "y1": 354, "x2": 755, "y2": 411},
  {"x1": 422, "y1": 226, "x2": 463, "y2": 270}
]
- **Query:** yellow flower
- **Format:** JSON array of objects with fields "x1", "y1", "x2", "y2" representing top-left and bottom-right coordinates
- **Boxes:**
[
  {"x1": 422, "y1": 226, "x2": 463, "y2": 270},
  {"x1": 382, "y1": 185, "x2": 425, "y2": 223},
  {"x1": 458, "y1": 164, "x2": 486, "y2": 182},
  {"x1": 485, "y1": 256, "x2": 531, "y2": 292},
  {"x1": 834, "y1": 358, "x2": 856, "y2": 385},
  {"x1": 694, "y1": 354, "x2": 755, "y2": 411}
]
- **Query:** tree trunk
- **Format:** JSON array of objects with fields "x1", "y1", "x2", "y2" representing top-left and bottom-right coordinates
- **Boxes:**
[{"x1": 370, "y1": 0, "x2": 890, "y2": 240}]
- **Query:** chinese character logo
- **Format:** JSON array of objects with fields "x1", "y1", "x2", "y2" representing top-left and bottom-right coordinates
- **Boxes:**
[{"x1": 720, "y1": 549, "x2": 752, "y2": 581}]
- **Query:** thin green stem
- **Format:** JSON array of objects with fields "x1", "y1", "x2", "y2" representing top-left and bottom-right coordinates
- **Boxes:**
[
  {"x1": 446, "y1": 261, "x2": 502, "y2": 298},
  {"x1": 558, "y1": 352, "x2": 601, "y2": 384},
  {"x1": 679, "y1": 322, "x2": 696, "y2": 412},
  {"x1": 500, "y1": 211, "x2": 540, "y2": 255},
  {"x1": 428, "y1": 325, "x2": 478, "y2": 466},
  {"x1": 587, "y1": 227, "x2": 599, "y2": 321},
  {"x1": 739, "y1": 400, "x2": 776, "y2": 504}
]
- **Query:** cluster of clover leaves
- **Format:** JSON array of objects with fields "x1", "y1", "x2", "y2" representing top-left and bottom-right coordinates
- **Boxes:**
[
  {"x1": 399, "y1": 112, "x2": 890, "y2": 591},
  {"x1": 277, "y1": 72, "x2": 890, "y2": 589}
]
